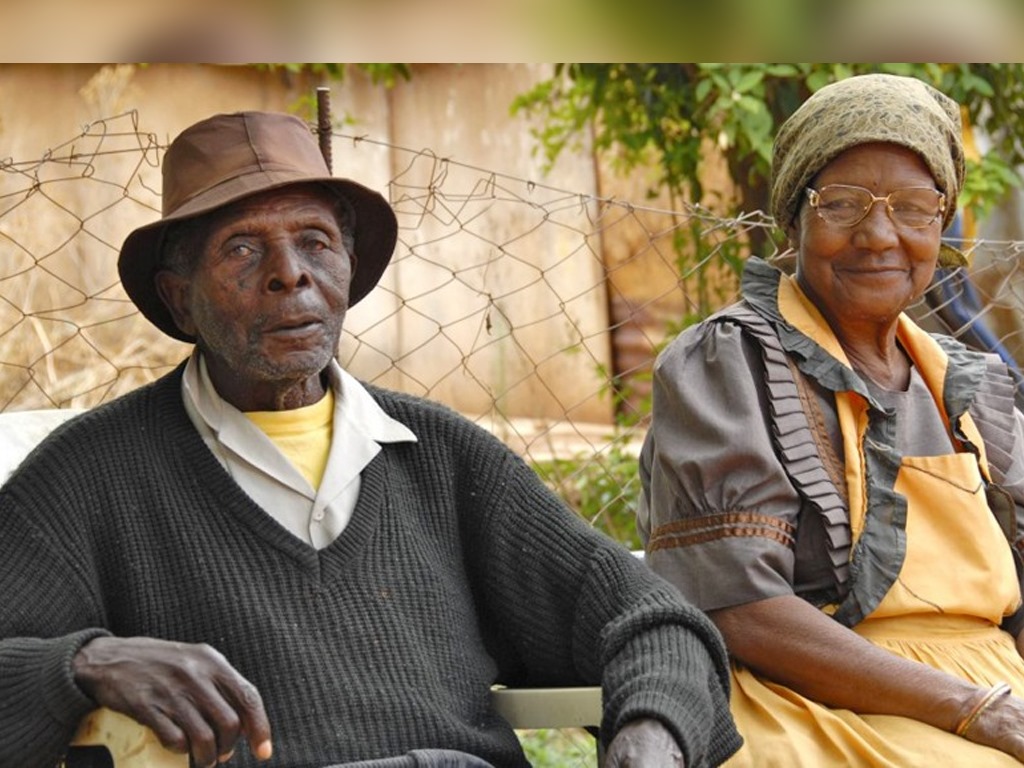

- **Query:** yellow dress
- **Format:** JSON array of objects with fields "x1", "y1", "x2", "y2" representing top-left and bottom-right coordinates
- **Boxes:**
[{"x1": 725, "y1": 451, "x2": 1024, "y2": 766}]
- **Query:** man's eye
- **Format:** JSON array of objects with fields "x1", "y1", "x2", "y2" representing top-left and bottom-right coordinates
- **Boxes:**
[
  {"x1": 228, "y1": 243, "x2": 255, "y2": 258},
  {"x1": 303, "y1": 236, "x2": 334, "y2": 253}
]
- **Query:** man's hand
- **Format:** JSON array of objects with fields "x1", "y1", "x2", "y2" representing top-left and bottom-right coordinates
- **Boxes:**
[
  {"x1": 72, "y1": 636, "x2": 272, "y2": 767},
  {"x1": 603, "y1": 718, "x2": 685, "y2": 767}
]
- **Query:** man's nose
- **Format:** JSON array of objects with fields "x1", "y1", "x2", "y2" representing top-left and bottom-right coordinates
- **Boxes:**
[{"x1": 265, "y1": 242, "x2": 311, "y2": 291}]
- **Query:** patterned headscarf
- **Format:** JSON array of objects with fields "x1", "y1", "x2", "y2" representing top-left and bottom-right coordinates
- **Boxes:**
[{"x1": 770, "y1": 73, "x2": 965, "y2": 233}]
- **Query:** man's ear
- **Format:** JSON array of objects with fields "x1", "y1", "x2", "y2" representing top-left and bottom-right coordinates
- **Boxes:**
[{"x1": 155, "y1": 270, "x2": 197, "y2": 338}]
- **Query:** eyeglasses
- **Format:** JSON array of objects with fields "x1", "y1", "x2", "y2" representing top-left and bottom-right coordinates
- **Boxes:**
[{"x1": 805, "y1": 184, "x2": 946, "y2": 228}]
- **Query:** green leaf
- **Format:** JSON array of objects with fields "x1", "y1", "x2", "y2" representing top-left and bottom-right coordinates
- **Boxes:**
[
  {"x1": 695, "y1": 77, "x2": 713, "y2": 103},
  {"x1": 833, "y1": 63, "x2": 853, "y2": 81},
  {"x1": 964, "y1": 73, "x2": 995, "y2": 97},
  {"x1": 733, "y1": 69, "x2": 765, "y2": 94},
  {"x1": 764, "y1": 64, "x2": 799, "y2": 77},
  {"x1": 737, "y1": 94, "x2": 764, "y2": 113},
  {"x1": 806, "y1": 70, "x2": 831, "y2": 92}
]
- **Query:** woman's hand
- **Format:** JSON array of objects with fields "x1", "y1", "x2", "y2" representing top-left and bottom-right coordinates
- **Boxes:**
[
  {"x1": 958, "y1": 688, "x2": 1024, "y2": 762},
  {"x1": 72, "y1": 635, "x2": 272, "y2": 768},
  {"x1": 603, "y1": 718, "x2": 684, "y2": 767}
]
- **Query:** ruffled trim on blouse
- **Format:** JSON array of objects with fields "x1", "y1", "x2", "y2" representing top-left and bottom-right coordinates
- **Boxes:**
[
  {"x1": 939, "y1": 336, "x2": 1019, "y2": 485},
  {"x1": 721, "y1": 302, "x2": 853, "y2": 588}
]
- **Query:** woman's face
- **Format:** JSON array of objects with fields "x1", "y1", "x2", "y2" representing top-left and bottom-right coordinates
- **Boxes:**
[{"x1": 788, "y1": 142, "x2": 943, "y2": 333}]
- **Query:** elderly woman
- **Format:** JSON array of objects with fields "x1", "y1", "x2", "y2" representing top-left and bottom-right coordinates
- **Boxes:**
[{"x1": 638, "y1": 73, "x2": 1024, "y2": 765}]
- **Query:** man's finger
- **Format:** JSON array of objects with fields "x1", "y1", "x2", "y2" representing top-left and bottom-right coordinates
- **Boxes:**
[{"x1": 221, "y1": 673, "x2": 273, "y2": 760}]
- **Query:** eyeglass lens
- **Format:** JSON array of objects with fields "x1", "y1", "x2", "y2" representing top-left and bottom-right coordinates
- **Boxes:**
[{"x1": 810, "y1": 185, "x2": 944, "y2": 228}]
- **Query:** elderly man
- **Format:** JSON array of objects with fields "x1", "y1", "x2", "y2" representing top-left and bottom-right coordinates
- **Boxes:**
[{"x1": 0, "y1": 111, "x2": 740, "y2": 768}]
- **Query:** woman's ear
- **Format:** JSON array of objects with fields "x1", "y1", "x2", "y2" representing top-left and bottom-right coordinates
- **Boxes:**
[
  {"x1": 155, "y1": 270, "x2": 198, "y2": 338},
  {"x1": 786, "y1": 220, "x2": 800, "y2": 253}
]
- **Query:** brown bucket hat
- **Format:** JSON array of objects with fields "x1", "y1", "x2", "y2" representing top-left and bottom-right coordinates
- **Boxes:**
[{"x1": 118, "y1": 111, "x2": 398, "y2": 342}]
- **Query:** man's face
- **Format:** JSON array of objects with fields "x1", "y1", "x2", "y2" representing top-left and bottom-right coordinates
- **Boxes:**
[{"x1": 157, "y1": 184, "x2": 353, "y2": 410}]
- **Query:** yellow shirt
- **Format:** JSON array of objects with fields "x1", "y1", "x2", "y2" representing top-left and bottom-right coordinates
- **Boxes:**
[{"x1": 245, "y1": 390, "x2": 334, "y2": 489}]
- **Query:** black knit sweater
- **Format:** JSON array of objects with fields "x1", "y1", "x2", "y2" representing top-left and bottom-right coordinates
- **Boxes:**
[{"x1": 0, "y1": 367, "x2": 740, "y2": 767}]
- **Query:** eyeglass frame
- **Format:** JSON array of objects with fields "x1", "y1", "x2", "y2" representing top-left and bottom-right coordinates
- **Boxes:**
[{"x1": 804, "y1": 184, "x2": 947, "y2": 229}]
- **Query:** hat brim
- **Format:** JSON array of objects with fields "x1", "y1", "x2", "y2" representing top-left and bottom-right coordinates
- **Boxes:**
[{"x1": 118, "y1": 171, "x2": 397, "y2": 343}]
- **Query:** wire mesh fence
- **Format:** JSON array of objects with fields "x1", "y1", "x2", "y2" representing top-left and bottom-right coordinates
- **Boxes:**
[
  {"x1": 6, "y1": 111, "x2": 1024, "y2": 549},
  {"x1": 7, "y1": 109, "x2": 1024, "y2": 767}
]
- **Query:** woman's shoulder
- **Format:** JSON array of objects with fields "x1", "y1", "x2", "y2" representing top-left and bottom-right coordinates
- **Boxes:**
[{"x1": 655, "y1": 302, "x2": 767, "y2": 371}]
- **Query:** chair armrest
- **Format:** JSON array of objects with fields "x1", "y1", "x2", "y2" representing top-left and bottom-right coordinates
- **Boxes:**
[
  {"x1": 68, "y1": 708, "x2": 186, "y2": 767},
  {"x1": 67, "y1": 690, "x2": 602, "y2": 766},
  {"x1": 490, "y1": 685, "x2": 602, "y2": 729}
]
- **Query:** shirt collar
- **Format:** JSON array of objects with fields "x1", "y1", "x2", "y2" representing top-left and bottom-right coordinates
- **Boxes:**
[
  {"x1": 182, "y1": 351, "x2": 417, "y2": 447},
  {"x1": 328, "y1": 361, "x2": 418, "y2": 445}
]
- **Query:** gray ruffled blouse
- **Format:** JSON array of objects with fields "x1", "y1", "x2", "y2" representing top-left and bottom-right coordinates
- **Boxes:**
[{"x1": 638, "y1": 257, "x2": 1024, "y2": 630}]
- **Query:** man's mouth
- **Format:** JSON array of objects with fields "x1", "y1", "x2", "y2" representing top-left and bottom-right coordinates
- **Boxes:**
[{"x1": 267, "y1": 315, "x2": 321, "y2": 334}]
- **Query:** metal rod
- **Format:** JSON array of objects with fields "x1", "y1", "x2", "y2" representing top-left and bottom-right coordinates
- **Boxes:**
[{"x1": 316, "y1": 87, "x2": 332, "y2": 174}]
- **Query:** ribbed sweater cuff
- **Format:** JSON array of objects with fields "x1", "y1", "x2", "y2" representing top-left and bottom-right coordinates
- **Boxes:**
[
  {"x1": 0, "y1": 629, "x2": 111, "y2": 759},
  {"x1": 613, "y1": 687, "x2": 741, "y2": 766},
  {"x1": 39, "y1": 628, "x2": 112, "y2": 724},
  {"x1": 599, "y1": 602, "x2": 742, "y2": 765}
]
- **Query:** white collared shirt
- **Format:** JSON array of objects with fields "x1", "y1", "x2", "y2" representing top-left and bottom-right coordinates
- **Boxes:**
[{"x1": 181, "y1": 352, "x2": 417, "y2": 549}]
